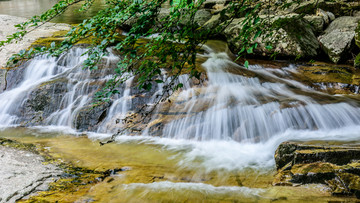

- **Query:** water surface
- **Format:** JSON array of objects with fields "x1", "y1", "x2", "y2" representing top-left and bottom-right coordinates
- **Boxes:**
[{"x1": 0, "y1": 0, "x2": 105, "y2": 24}]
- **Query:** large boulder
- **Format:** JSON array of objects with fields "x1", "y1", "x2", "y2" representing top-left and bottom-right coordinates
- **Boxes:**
[
  {"x1": 274, "y1": 141, "x2": 360, "y2": 199},
  {"x1": 291, "y1": 0, "x2": 340, "y2": 15},
  {"x1": 318, "y1": 16, "x2": 360, "y2": 63},
  {"x1": 224, "y1": 15, "x2": 320, "y2": 59},
  {"x1": 304, "y1": 15, "x2": 325, "y2": 35},
  {"x1": 194, "y1": 9, "x2": 213, "y2": 26},
  {"x1": 287, "y1": 0, "x2": 359, "y2": 17}
]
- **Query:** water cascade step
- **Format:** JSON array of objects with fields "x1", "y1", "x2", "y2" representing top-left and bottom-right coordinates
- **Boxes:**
[{"x1": 0, "y1": 43, "x2": 360, "y2": 145}]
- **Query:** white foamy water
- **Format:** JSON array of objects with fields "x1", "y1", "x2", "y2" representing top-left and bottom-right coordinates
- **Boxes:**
[
  {"x1": 1, "y1": 43, "x2": 360, "y2": 172},
  {"x1": 88, "y1": 124, "x2": 360, "y2": 172},
  {"x1": 160, "y1": 45, "x2": 360, "y2": 143},
  {"x1": 0, "y1": 48, "x2": 119, "y2": 128},
  {"x1": 0, "y1": 49, "x2": 84, "y2": 126},
  {"x1": 97, "y1": 76, "x2": 134, "y2": 133},
  {"x1": 121, "y1": 181, "x2": 265, "y2": 197}
]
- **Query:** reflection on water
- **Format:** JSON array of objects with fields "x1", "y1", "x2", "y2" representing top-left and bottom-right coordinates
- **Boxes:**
[{"x1": 0, "y1": 0, "x2": 105, "y2": 24}]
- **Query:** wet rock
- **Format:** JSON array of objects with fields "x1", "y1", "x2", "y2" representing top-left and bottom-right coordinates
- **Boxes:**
[
  {"x1": 295, "y1": 62, "x2": 360, "y2": 94},
  {"x1": 19, "y1": 78, "x2": 68, "y2": 125},
  {"x1": 4, "y1": 64, "x2": 26, "y2": 90},
  {"x1": 0, "y1": 68, "x2": 6, "y2": 93},
  {"x1": 318, "y1": 16, "x2": 360, "y2": 63},
  {"x1": 74, "y1": 102, "x2": 112, "y2": 131},
  {"x1": 275, "y1": 141, "x2": 360, "y2": 169},
  {"x1": 327, "y1": 172, "x2": 360, "y2": 197},
  {"x1": 274, "y1": 141, "x2": 360, "y2": 198}
]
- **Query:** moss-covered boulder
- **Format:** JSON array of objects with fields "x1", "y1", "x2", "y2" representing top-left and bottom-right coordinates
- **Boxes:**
[{"x1": 274, "y1": 141, "x2": 360, "y2": 199}]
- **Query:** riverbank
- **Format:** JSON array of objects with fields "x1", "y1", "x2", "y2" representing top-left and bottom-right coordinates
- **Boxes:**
[{"x1": 0, "y1": 138, "x2": 61, "y2": 202}]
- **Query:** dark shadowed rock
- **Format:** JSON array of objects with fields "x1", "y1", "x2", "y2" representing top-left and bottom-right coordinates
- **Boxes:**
[{"x1": 74, "y1": 102, "x2": 112, "y2": 131}]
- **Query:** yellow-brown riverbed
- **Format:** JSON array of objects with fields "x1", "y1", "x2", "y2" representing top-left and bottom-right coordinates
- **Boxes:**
[{"x1": 0, "y1": 127, "x2": 358, "y2": 202}]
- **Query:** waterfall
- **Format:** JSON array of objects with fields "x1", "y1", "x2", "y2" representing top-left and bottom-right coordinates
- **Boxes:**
[
  {"x1": 0, "y1": 48, "x2": 118, "y2": 128},
  {"x1": 159, "y1": 45, "x2": 360, "y2": 142},
  {"x1": 0, "y1": 49, "x2": 83, "y2": 126},
  {"x1": 1, "y1": 43, "x2": 360, "y2": 145}
]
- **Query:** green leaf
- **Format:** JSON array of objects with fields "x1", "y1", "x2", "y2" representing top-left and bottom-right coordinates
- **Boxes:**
[
  {"x1": 265, "y1": 45, "x2": 273, "y2": 50},
  {"x1": 244, "y1": 60, "x2": 249, "y2": 68}
]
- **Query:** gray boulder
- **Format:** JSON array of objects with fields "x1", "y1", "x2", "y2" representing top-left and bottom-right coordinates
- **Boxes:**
[
  {"x1": 304, "y1": 15, "x2": 325, "y2": 34},
  {"x1": 224, "y1": 15, "x2": 319, "y2": 58},
  {"x1": 318, "y1": 16, "x2": 360, "y2": 63},
  {"x1": 194, "y1": 9, "x2": 213, "y2": 26}
]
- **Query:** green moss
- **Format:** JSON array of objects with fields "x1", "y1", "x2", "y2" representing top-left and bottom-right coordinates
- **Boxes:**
[
  {"x1": 355, "y1": 53, "x2": 360, "y2": 69},
  {"x1": 0, "y1": 137, "x2": 37, "y2": 152},
  {"x1": 356, "y1": 22, "x2": 360, "y2": 49},
  {"x1": 0, "y1": 137, "x2": 121, "y2": 203},
  {"x1": 38, "y1": 76, "x2": 68, "y2": 88}
]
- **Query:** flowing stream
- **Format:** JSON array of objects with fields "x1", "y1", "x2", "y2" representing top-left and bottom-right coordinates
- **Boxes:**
[{"x1": 1, "y1": 41, "x2": 360, "y2": 201}]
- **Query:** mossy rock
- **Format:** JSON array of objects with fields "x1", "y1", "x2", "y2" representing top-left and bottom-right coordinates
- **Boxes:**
[
  {"x1": 356, "y1": 22, "x2": 360, "y2": 49},
  {"x1": 274, "y1": 141, "x2": 360, "y2": 198},
  {"x1": 0, "y1": 137, "x2": 37, "y2": 152},
  {"x1": 355, "y1": 53, "x2": 360, "y2": 69}
]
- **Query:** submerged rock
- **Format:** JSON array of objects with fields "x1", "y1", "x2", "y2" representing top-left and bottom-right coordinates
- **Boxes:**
[{"x1": 274, "y1": 141, "x2": 360, "y2": 198}]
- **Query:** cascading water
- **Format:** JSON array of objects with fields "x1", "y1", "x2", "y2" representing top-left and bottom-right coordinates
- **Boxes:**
[
  {"x1": 0, "y1": 48, "x2": 119, "y2": 128},
  {"x1": 0, "y1": 50, "x2": 82, "y2": 126},
  {"x1": 3, "y1": 42, "x2": 360, "y2": 202},
  {"x1": 1, "y1": 42, "x2": 360, "y2": 171},
  {"x1": 97, "y1": 76, "x2": 134, "y2": 133},
  {"x1": 160, "y1": 45, "x2": 360, "y2": 142}
]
